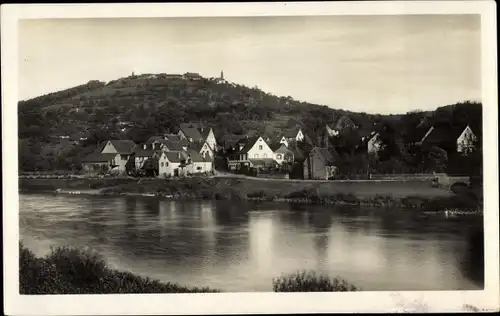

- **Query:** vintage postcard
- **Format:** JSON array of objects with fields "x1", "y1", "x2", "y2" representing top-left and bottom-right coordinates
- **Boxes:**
[{"x1": 2, "y1": 1, "x2": 498, "y2": 315}]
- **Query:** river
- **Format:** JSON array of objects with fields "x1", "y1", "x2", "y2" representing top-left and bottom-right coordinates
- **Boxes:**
[{"x1": 19, "y1": 193, "x2": 484, "y2": 292}]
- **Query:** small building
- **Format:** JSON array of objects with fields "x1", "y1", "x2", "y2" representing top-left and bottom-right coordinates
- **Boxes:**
[
  {"x1": 226, "y1": 136, "x2": 274, "y2": 171},
  {"x1": 303, "y1": 147, "x2": 338, "y2": 180},
  {"x1": 367, "y1": 132, "x2": 383, "y2": 154},
  {"x1": 158, "y1": 151, "x2": 184, "y2": 177},
  {"x1": 183, "y1": 150, "x2": 214, "y2": 175},
  {"x1": 270, "y1": 143, "x2": 294, "y2": 165},
  {"x1": 81, "y1": 153, "x2": 120, "y2": 174},
  {"x1": 188, "y1": 141, "x2": 215, "y2": 159},
  {"x1": 99, "y1": 139, "x2": 136, "y2": 172}
]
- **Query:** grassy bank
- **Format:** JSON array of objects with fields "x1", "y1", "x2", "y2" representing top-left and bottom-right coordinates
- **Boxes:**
[
  {"x1": 20, "y1": 243, "x2": 357, "y2": 294},
  {"x1": 19, "y1": 176, "x2": 478, "y2": 210}
]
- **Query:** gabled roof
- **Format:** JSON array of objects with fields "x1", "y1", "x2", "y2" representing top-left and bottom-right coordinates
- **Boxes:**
[
  {"x1": 309, "y1": 147, "x2": 337, "y2": 165},
  {"x1": 164, "y1": 134, "x2": 182, "y2": 141},
  {"x1": 164, "y1": 140, "x2": 188, "y2": 151},
  {"x1": 108, "y1": 140, "x2": 136, "y2": 154},
  {"x1": 421, "y1": 123, "x2": 471, "y2": 145},
  {"x1": 238, "y1": 136, "x2": 261, "y2": 154},
  {"x1": 133, "y1": 148, "x2": 154, "y2": 157},
  {"x1": 82, "y1": 152, "x2": 118, "y2": 163},
  {"x1": 200, "y1": 127, "x2": 212, "y2": 140},
  {"x1": 162, "y1": 151, "x2": 183, "y2": 163},
  {"x1": 282, "y1": 128, "x2": 301, "y2": 138},
  {"x1": 180, "y1": 127, "x2": 203, "y2": 142}
]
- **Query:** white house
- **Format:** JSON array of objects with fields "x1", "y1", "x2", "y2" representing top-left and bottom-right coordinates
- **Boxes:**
[
  {"x1": 456, "y1": 125, "x2": 477, "y2": 153},
  {"x1": 184, "y1": 150, "x2": 214, "y2": 175},
  {"x1": 367, "y1": 132, "x2": 383, "y2": 154},
  {"x1": 100, "y1": 140, "x2": 136, "y2": 172},
  {"x1": 278, "y1": 136, "x2": 289, "y2": 147},
  {"x1": 158, "y1": 151, "x2": 183, "y2": 177},
  {"x1": 226, "y1": 136, "x2": 276, "y2": 170},
  {"x1": 202, "y1": 128, "x2": 217, "y2": 151},
  {"x1": 283, "y1": 128, "x2": 305, "y2": 143}
]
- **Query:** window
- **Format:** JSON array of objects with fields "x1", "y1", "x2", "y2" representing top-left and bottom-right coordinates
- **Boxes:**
[
  {"x1": 264, "y1": 154, "x2": 267, "y2": 158},
  {"x1": 259, "y1": 145, "x2": 263, "y2": 150},
  {"x1": 254, "y1": 154, "x2": 259, "y2": 158},
  {"x1": 161, "y1": 162, "x2": 164, "y2": 167},
  {"x1": 197, "y1": 167, "x2": 202, "y2": 171},
  {"x1": 277, "y1": 154, "x2": 282, "y2": 159},
  {"x1": 166, "y1": 162, "x2": 169, "y2": 166},
  {"x1": 121, "y1": 155, "x2": 128, "y2": 161}
]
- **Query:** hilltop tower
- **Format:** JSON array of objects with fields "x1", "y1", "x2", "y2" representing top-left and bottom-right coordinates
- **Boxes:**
[{"x1": 220, "y1": 70, "x2": 224, "y2": 80}]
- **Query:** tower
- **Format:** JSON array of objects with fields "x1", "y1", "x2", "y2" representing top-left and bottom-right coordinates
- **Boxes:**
[{"x1": 220, "y1": 70, "x2": 224, "y2": 80}]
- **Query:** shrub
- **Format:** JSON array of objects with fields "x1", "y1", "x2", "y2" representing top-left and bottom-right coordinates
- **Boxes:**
[
  {"x1": 272, "y1": 271, "x2": 358, "y2": 292},
  {"x1": 19, "y1": 243, "x2": 219, "y2": 294}
]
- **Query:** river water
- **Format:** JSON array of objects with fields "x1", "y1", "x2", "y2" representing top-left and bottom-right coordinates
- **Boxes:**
[{"x1": 19, "y1": 193, "x2": 484, "y2": 292}]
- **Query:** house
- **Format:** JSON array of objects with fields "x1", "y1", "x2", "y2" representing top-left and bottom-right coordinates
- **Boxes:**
[
  {"x1": 282, "y1": 128, "x2": 305, "y2": 143},
  {"x1": 188, "y1": 141, "x2": 215, "y2": 159},
  {"x1": 303, "y1": 147, "x2": 339, "y2": 180},
  {"x1": 81, "y1": 153, "x2": 120, "y2": 174},
  {"x1": 99, "y1": 140, "x2": 136, "y2": 172},
  {"x1": 419, "y1": 124, "x2": 477, "y2": 154},
  {"x1": 219, "y1": 134, "x2": 246, "y2": 153},
  {"x1": 178, "y1": 122, "x2": 217, "y2": 151},
  {"x1": 367, "y1": 132, "x2": 383, "y2": 154},
  {"x1": 183, "y1": 149, "x2": 214, "y2": 175},
  {"x1": 158, "y1": 149, "x2": 213, "y2": 178},
  {"x1": 158, "y1": 151, "x2": 184, "y2": 177},
  {"x1": 226, "y1": 136, "x2": 276, "y2": 171},
  {"x1": 131, "y1": 147, "x2": 156, "y2": 170},
  {"x1": 270, "y1": 143, "x2": 294, "y2": 165}
]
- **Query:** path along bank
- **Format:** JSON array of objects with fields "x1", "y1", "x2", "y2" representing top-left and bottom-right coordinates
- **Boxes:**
[{"x1": 18, "y1": 176, "x2": 481, "y2": 212}]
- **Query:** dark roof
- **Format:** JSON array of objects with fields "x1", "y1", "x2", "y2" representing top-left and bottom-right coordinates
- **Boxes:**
[
  {"x1": 274, "y1": 145, "x2": 293, "y2": 155},
  {"x1": 186, "y1": 149, "x2": 209, "y2": 163},
  {"x1": 220, "y1": 134, "x2": 246, "y2": 146},
  {"x1": 200, "y1": 128, "x2": 211, "y2": 140},
  {"x1": 238, "y1": 136, "x2": 261, "y2": 154},
  {"x1": 309, "y1": 147, "x2": 337, "y2": 165},
  {"x1": 146, "y1": 136, "x2": 168, "y2": 145},
  {"x1": 269, "y1": 142, "x2": 283, "y2": 152},
  {"x1": 163, "y1": 152, "x2": 183, "y2": 163},
  {"x1": 282, "y1": 128, "x2": 300, "y2": 138},
  {"x1": 109, "y1": 140, "x2": 136, "y2": 154},
  {"x1": 164, "y1": 140, "x2": 188, "y2": 151},
  {"x1": 82, "y1": 152, "x2": 117, "y2": 163},
  {"x1": 133, "y1": 148, "x2": 154, "y2": 157},
  {"x1": 164, "y1": 134, "x2": 182, "y2": 141},
  {"x1": 422, "y1": 124, "x2": 470, "y2": 145},
  {"x1": 180, "y1": 127, "x2": 203, "y2": 142}
]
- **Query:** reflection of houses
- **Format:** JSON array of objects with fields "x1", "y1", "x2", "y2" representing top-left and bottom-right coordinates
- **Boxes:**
[
  {"x1": 303, "y1": 147, "x2": 339, "y2": 180},
  {"x1": 419, "y1": 124, "x2": 477, "y2": 154},
  {"x1": 83, "y1": 140, "x2": 135, "y2": 173}
]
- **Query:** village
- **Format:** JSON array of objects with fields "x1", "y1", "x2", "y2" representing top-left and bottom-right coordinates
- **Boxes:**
[{"x1": 80, "y1": 117, "x2": 479, "y2": 182}]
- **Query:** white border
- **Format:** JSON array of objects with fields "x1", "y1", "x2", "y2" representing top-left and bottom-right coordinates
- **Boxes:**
[{"x1": 2, "y1": 1, "x2": 498, "y2": 315}]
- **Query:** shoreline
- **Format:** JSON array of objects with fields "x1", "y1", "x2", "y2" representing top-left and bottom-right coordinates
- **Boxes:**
[{"x1": 19, "y1": 176, "x2": 482, "y2": 214}]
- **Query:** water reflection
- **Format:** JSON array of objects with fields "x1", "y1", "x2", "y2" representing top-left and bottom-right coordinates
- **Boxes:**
[{"x1": 19, "y1": 194, "x2": 484, "y2": 292}]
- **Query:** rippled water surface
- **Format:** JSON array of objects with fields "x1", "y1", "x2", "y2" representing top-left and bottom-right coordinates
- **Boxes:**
[{"x1": 19, "y1": 193, "x2": 484, "y2": 292}]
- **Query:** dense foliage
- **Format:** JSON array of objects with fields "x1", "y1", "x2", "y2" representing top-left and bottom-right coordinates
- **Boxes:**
[{"x1": 19, "y1": 242, "x2": 218, "y2": 294}]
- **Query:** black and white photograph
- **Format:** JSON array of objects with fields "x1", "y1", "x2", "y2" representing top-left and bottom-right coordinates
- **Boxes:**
[{"x1": 2, "y1": 1, "x2": 498, "y2": 315}]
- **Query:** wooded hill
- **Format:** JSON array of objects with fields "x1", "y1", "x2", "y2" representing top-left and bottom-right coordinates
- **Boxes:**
[{"x1": 18, "y1": 72, "x2": 482, "y2": 173}]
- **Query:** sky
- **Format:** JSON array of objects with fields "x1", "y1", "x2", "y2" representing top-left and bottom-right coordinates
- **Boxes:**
[{"x1": 18, "y1": 15, "x2": 481, "y2": 114}]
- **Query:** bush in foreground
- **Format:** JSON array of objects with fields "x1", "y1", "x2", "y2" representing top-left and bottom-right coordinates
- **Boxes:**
[
  {"x1": 272, "y1": 271, "x2": 358, "y2": 292},
  {"x1": 20, "y1": 243, "x2": 358, "y2": 294},
  {"x1": 19, "y1": 242, "x2": 219, "y2": 294}
]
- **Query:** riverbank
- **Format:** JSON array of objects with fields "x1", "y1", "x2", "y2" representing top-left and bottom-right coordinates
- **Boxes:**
[
  {"x1": 19, "y1": 176, "x2": 479, "y2": 211},
  {"x1": 19, "y1": 242, "x2": 357, "y2": 294}
]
